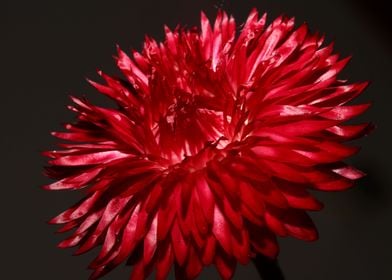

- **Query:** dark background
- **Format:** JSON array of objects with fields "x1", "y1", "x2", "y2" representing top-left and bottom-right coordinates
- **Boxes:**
[{"x1": 3, "y1": 0, "x2": 391, "y2": 279}]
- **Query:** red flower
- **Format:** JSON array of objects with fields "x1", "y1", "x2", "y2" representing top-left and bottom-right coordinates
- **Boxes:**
[{"x1": 44, "y1": 9, "x2": 371, "y2": 280}]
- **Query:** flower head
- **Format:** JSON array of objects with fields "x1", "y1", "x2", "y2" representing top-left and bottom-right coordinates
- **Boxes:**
[{"x1": 44, "y1": 9, "x2": 371, "y2": 280}]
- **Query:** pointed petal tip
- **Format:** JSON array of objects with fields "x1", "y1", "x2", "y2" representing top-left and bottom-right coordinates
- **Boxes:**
[
  {"x1": 333, "y1": 165, "x2": 366, "y2": 180},
  {"x1": 73, "y1": 249, "x2": 85, "y2": 256},
  {"x1": 163, "y1": 24, "x2": 171, "y2": 33},
  {"x1": 68, "y1": 94, "x2": 80, "y2": 103},
  {"x1": 88, "y1": 269, "x2": 104, "y2": 280},
  {"x1": 315, "y1": 201, "x2": 325, "y2": 211},
  {"x1": 340, "y1": 55, "x2": 353, "y2": 66},
  {"x1": 41, "y1": 150, "x2": 51, "y2": 158},
  {"x1": 46, "y1": 216, "x2": 57, "y2": 224},
  {"x1": 57, "y1": 240, "x2": 72, "y2": 249},
  {"x1": 305, "y1": 231, "x2": 319, "y2": 242},
  {"x1": 200, "y1": 11, "x2": 209, "y2": 25},
  {"x1": 85, "y1": 77, "x2": 98, "y2": 88},
  {"x1": 249, "y1": 7, "x2": 258, "y2": 15},
  {"x1": 41, "y1": 184, "x2": 51, "y2": 191},
  {"x1": 298, "y1": 22, "x2": 308, "y2": 31},
  {"x1": 366, "y1": 122, "x2": 376, "y2": 134},
  {"x1": 359, "y1": 80, "x2": 371, "y2": 90}
]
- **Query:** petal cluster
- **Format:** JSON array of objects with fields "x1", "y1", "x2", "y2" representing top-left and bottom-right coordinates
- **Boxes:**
[{"x1": 44, "y1": 9, "x2": 371, "y2": 280}]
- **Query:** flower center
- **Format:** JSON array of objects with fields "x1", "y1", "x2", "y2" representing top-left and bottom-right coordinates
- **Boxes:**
[{"x1": 152, "y1": 91, "x2": 232, "y2": 166}]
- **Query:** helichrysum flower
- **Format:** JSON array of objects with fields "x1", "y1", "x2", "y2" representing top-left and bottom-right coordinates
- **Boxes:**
[{"x1": 44, "y1": 9, "x2": 371, "y2": 280}]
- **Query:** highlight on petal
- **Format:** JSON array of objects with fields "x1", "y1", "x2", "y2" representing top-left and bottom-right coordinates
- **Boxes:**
[{"x1": 43, "y1": 8, "x2": 371, "y2": 280}]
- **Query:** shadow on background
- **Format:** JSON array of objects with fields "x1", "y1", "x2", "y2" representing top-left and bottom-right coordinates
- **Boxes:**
[
  {"x1": 348, "y1": 0, "x2": 391, "y2": 47},
  {"x1": 356, "y1": 163, "x2": 388, "y2": 202}
]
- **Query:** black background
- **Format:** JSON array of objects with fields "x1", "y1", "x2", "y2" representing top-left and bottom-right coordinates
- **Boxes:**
[{"x1": 3, "y1": 0, "x2": 392, "y2": 279}]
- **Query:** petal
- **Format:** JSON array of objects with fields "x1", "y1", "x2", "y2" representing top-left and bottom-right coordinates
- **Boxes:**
[
  {"x1": 215, "y1": 249, "x2": 237, "y2": 280},
  {"x1": 171, "y1": 220, "x2": 188, "y2": 266},
  {"x1": 212, "y1": 205, "x2": 232, "y2": 255}
]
